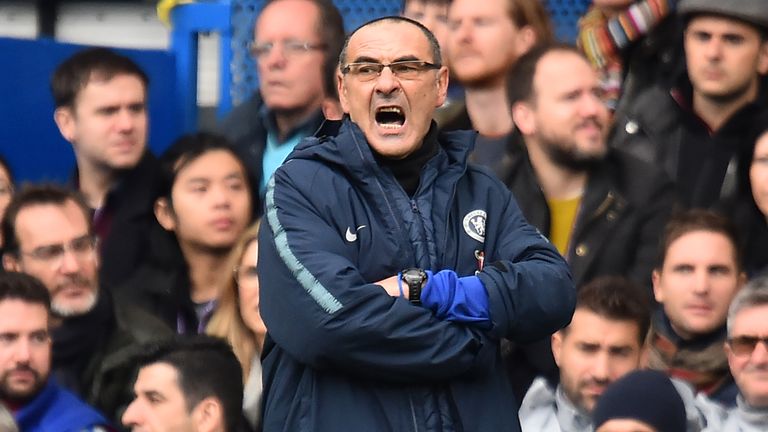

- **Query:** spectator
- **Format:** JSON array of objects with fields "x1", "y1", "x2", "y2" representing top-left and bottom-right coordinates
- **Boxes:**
[
  {"x1": 593, "y1": 369, "x2": 688, "y2": 432},
  {"x1": 649, "y1": 210, "x2": 746, "y2": 405},
  {"x1": 0, "y1": 185, "x2": 173, "y2": 422},
  {"x1": 612, "y1": 0, "x2": 768, "y2": 208},
  {"x1": 0, "y1": 155, "x2": 14, "y2": 250},
  {"x1": 51, "y1": 48, "x2": 162, "y2": 287},
  {"x1": 504, "y1": 43, "x2": 674, "y2": 397},
  {"x1": 717, "y1": 120, "x2": 768, "y2": 277},
  {"x1": 519, "y1": 277, "x2": 652, "y2": 431},
  {"x1": 258, "y1": 16, "x2": 574, "y2": 431},
  {"x1": 122, "y1": 335, "x2": 245, "y2": 431},
  {"x1": 116, "y1": 132, "x2": 252, "y2": 335},
  {"x1": 0, "y1": 271, "x2": 110, "y2": 431},
  {"x1": 508, "y1": 43, "x2": 675, "y2": 289},
  {"x1": 207, "y1": 221, "x2": 265, "y2": 430},
  {"x1": 442, "y1": 0, "x2": 553, "y2": 178},
  {"x1": 218, "y1": 0, "x2": 345, "y2": 212},
  {"x1": 721, "y1": 276, "x2": 768, "y2": 430}
]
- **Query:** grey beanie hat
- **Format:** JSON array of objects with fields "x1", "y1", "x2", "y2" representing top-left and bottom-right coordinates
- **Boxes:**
[{"x1": 679, "y1": 0, "x2": 768, "y2": 30}]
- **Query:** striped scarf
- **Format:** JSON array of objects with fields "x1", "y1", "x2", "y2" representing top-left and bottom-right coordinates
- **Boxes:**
[
  {"x1": 577, "y1": 0, "x2": 675, "y2": 109},
  {"x1": 646, "y1": 310, "x2": 732, "y2": 397}
]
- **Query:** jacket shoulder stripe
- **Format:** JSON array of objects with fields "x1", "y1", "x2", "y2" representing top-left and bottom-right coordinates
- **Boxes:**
[{"x1": 265, "y1": 176, "x2": 343, "y2": 314}]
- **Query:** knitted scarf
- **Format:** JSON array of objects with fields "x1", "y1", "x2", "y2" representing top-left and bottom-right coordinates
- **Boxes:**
[
  {"x1": 577, "y1": 0, "x2": 675, "y2": 109},
  {"x1": 647, "y1": 310, "x2": 732, "y2": 396}
]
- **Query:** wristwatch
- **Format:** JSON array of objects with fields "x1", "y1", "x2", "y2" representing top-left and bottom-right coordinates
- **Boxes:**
[{"x1": 401, "y1": 268, "x2": 427, "y2": 305}]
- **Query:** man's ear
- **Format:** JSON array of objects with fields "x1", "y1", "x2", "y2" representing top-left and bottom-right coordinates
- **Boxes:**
[
  {"x1": 757, "y1": 41, "x2": 768, "y2": 75},
  {"x1": 191, "y1": 397, "x2": 224, "y2": 432},
  {"x1": 53, "y1": 107, "x2": 76, "y2": 143},
  {"x1": 2, "y1": 253, "x2": 21, "y2": 272},
  {"x1": 337, "y1": 70, "x2": 349, "y2": 114},
  {"x1": 154, "y1": 198, "x2": 177, "y2": 232},
  {"x1": 651, "y1": 269, "x2": 664, "y2": 303},
  {"x1": 512, "y1": 102, "x2": 535, "y2": 135},
  {"x1": 514, "y1": 25, "x2": 537, "y2": 57},
  {"x1": 435, "y1": 66, "x2": 450, "y2": 108},
  {"x1": 551, "y1": 330, "x2": 563, "y2": 368}
]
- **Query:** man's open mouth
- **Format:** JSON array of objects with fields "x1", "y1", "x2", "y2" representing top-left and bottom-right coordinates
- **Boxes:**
[{"x1": 375, "y1": 106, "x2": 406, "y2": 129}]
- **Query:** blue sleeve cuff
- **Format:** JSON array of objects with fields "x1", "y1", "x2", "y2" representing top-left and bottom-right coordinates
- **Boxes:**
[{"x1": 420, "y1": 270, "x2": 491, "y2": 326}]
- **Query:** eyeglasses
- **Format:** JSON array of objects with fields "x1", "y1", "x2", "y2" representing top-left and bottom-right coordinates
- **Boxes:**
[
  {"x1": 727, "y1": 335, "x2": 768, "y2": 356},
  {"x1": 341, "y1": 61, "x2": 441, "y2": 81},
  {"x1": 249, "y1": 40, "x2": 326, "y2": 59},
  {"x1": 18, "y1": 234, "x2": 98, "y2": 266}
]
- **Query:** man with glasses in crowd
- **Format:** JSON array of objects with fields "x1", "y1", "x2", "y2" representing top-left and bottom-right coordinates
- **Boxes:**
[
  {"x1": 258, "y1": 16, "x2": 574, "y2": 431},
  {"x1": 722, "y1": 276, "x2": 768, "y2": 430},
  {"x1": 0, "y1": 184, "x2": 172, "y2": 424},
  {"x1": 218, "y1": 0, "x2": 345, "y2": 213}
]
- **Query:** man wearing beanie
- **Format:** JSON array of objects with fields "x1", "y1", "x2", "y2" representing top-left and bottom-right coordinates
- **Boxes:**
[
  {"x1": 612, "y1": 0, "x2": 768, "y2": 208},
  {"x1": 593, "y1": 369, "x2": 687, "y2": 432}
]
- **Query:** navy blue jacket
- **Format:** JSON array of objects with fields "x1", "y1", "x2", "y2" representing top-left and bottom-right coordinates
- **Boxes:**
[{"x1": 258, "y1": 119, "x2": 575, "y2": 432}]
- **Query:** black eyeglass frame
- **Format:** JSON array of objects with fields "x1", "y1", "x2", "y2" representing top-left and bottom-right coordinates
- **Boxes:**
[{"x1": 341, "y1": 60, "x2": 441, "y2": 79}]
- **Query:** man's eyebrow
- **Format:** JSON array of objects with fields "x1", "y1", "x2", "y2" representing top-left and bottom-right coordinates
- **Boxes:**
[
  {"x1": 350, "y1": 56, "x2": 380, "y2": 63},
  {"x1": 393, "y1": 55, "x2": 421, "y2": 63}
]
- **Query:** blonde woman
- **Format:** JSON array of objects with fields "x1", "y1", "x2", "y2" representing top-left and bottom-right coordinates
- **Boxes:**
[{"x1": 207, "y1": 221, "x2": 266, "y2": 429}]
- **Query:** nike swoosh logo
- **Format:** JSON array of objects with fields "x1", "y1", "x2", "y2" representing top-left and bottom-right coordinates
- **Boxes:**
[{"x1": 345, "y1": 225, "x2": 367, "y2": 242}]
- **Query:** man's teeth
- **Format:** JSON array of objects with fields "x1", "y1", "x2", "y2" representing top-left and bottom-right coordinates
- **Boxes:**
[{"x1": 379, "y1": 107, "x2": 403, "y2": 114}]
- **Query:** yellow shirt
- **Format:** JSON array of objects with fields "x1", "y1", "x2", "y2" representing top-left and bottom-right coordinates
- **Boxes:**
[{"x1": 547, "y1": 196, "x2": 581, "y2": 256}]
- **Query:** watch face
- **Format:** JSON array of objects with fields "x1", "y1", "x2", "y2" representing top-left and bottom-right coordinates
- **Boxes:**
[{"x1": 402, "y1": 268, "x2": 426, "y2": 284}]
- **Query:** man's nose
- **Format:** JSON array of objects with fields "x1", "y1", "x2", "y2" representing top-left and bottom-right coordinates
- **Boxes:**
[
  {"x1": 591, "y1": 353, "x2": 611, "y2": 381},
  {"x1": 692, "y1": 270, "x2": 711, "y2": 295},
  {"x1": 59, "y1": 247, "x2": 82, "y2": 274},
  {"x1": 703, "y1": 38, "x2": 724, "y2": 60},
  {"x1": 374, "y1": 66, "x2": 401, "y2": 95},
  {"x1": 14, "y1": 339, "x2": 32, "y2": 363},
  {"x1": 261, "y1": 44, "x2": 287, "y2": 69},
  {"x1": 121, "y1": 399, "x2": 141, "y2": 427},
  {"x1": 752, "y1": 340, "x2": 768, "y2": 364},
  {"x1": 116, "y1": 109, "x2": 135, "y2": 132}
]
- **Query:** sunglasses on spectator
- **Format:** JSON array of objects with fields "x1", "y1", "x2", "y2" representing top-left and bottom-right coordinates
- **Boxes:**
[{"x1": 728, "y1": 335, "x2": 768, "y2": 356}]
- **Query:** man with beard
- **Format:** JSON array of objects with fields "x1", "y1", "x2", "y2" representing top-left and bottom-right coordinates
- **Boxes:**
[
  {"x1": 0, "y1": 271, "x2": 110, "y2": 431},
  {"x1": 504, "y1": 43, "x2": 676, "y2": 398},
  {"x1": 519, "y1": 277, "x2": 651, "y2": 431},
  {"x1": 0, "y1": 185, "x2": 172, "y2": 424},
  {"x1": 612, "y1": 0, "x2": 768, "y2": 208}
]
